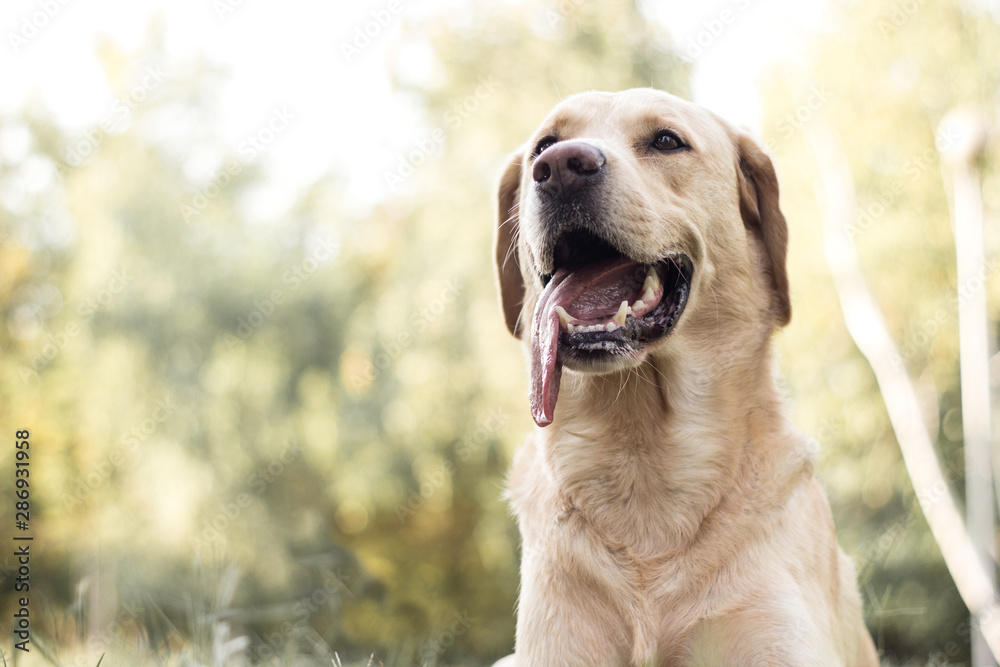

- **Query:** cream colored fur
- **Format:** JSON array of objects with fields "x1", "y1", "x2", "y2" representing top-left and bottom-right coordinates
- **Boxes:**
[{"x1": 492, "y1": 89, "x2": 878, "y2": 666}]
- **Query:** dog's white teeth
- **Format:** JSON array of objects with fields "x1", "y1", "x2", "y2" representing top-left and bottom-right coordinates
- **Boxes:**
[
  {"x1": 642, "y1": 266, "x2": 661, "y2": 294},
  {"x1": 613, "y1": 301, "x2": 629, "y2": 327},
  {"x1": 555, "y1": 306, "x2": 573, "y2": 331},
  {"x1": 640, "y1": 286, "x2": 656, "y2": 304},
  {"x1": 633, "y1": 299, "x2": 646, "y2": 312},
  {"x1": 560, "y1": 302, "x2": 634, "y2": 334}
]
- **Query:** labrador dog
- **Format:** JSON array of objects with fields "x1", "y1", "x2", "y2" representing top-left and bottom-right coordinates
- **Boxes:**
[{"x1": 491, "y1": 89, "x2": 878, "y2": 666}]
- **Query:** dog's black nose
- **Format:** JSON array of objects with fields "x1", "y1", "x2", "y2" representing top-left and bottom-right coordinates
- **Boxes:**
[{"x1": 532, "y1": 141, "x2": 606, "y2": 198}]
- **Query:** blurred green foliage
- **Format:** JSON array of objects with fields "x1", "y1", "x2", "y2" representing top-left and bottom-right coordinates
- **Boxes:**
[
  {"x1": 0, "y1": 0, "x2": 998, "y2": 665},
  {"x1": 759, "y1": 0, "x2": 1000, "y2": 659}
]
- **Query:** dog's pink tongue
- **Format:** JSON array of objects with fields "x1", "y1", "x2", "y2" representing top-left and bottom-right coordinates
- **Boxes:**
[
  {"x1": 530, "y1": 286, "x2": 562, "y2": 427},
  {"x1": 529, "y1": 257, "x2": 639, "y2": 427}
]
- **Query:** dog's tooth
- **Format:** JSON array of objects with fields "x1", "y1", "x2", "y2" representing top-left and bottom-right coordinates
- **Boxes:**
[
  {"x1": 613, "y1": 301, "x2": 629, "y2": 326},
  {"x1": 567, "y1": 322, "x2": 576, "y2": 333},
  {"x1": 640, "y1": 286, "x2": 656, "y2": 304},
  {"x1": 606, "y1": 322, "x2": 617, "y2": 331},
  {"x1": 555, "y1": 306, "x2": 573, "y2": 331},
  {"x1": 633, "y1": 299, "x2": 646, "y2": 312},
  {"x1": 642, "y1": 266, "x2": 661, "y2": 293}
]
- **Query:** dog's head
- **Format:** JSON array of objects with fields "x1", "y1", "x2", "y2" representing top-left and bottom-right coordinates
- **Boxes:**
[{"x1": 495, "y1": 89, "x2": 790, "y2": 427}]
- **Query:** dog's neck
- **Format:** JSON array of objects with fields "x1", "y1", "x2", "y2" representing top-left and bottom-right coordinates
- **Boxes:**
[{"x1": 533, "y1": 335, "x2": 810, "y2": 559}]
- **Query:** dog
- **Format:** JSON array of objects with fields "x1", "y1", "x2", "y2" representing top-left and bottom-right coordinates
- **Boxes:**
[{"x1": 491, "y1": 89, "x2": 878, "y2": 666}]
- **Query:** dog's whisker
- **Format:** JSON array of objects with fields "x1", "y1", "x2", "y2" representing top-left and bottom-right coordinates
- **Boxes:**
[
  {"x1": 512, "y1": 307, "x2": 526, "y2": 336},
  {"x1": 498, "y1": 209, "x2": 519, "y2": 232},
  {"x1": 613, "y1": 370, "x2": 629, "y2": 404},
  {"x1": 502, "y1": 235, "x2": 519, "y2": 273},
  {"x1": 708, "y1": 284, "x2": 721, "y2": 328}
]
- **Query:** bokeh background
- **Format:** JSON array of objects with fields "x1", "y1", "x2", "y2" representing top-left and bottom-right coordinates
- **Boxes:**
[{"x1": 1, "y1": 0, "x2": 999, "y2": 664}]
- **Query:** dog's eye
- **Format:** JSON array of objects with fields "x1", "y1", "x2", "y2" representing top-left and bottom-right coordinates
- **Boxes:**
[
  {"x1": 652, "y1": 130, "x2": 685, "y2": 152},
  {"x1": 533, "y1": 136, "x2": 557, "y2": 158}
]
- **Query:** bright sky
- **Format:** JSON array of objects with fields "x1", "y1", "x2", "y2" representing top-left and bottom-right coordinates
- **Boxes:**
[{"x1": 0, "y1": 0, "x2": 823, "y2": 212}]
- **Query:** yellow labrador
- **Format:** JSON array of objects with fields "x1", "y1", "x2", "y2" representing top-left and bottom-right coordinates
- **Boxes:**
[{"x1": 492, "y1": 89, "x2": 878, "y2": 666}]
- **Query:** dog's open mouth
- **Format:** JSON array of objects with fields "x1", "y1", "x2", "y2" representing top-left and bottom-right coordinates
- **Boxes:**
[{"x1": 530, "y1": 230, "x2": 693, "y2": 427}]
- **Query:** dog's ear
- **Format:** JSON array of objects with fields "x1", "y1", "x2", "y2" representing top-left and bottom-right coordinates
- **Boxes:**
[
  {"x1": 494, "y1": 147, "x2": 526, "y2": 338},
  {"x1": 734, "y1": 134, "x2": 791, "y2": 327}
]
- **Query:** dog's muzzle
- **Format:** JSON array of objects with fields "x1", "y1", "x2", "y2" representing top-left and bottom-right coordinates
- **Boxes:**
[
  {"x1": 529, "y1": 229, "x2": 693, "y2": 427},
  {"x1": 524, "y1": 141, "x2": 694, "y2": 427}
]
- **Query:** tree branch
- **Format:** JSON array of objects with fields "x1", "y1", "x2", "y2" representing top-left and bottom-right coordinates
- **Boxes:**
[{"x1": 804, "y1": 123, "x2": 1000, "y2": 659}]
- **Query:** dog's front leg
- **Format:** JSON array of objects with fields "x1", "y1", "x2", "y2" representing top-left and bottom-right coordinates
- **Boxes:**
[{"x1": 512, "y1": 548, "x2": 634, "y2": 667}]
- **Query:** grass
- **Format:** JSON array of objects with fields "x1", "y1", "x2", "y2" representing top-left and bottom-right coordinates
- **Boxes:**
[{"x1": 3, "y1": 560, "x2": 393, "y2": 667}]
